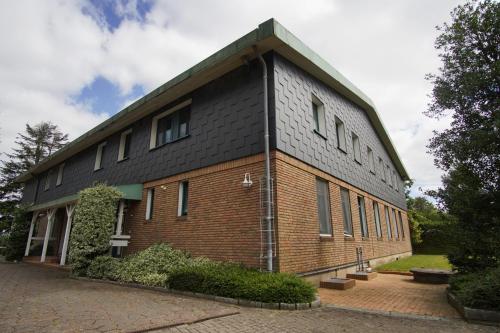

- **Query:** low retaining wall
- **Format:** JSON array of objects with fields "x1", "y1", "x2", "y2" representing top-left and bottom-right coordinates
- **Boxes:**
[
  {"x1": 74, "y1": 277, "x2": 321, "y2": 311},
  {"x1": 447, "y1": 291, "x2": 500, "y2": 325}
]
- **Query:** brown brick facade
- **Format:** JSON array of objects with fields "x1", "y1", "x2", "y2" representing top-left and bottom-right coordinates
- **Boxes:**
[{"x1": 121, "y1": 151, "x2": 411, "y2": 273}]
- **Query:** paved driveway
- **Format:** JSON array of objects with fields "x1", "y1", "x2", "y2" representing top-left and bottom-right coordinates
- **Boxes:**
[{"x1": 0, "y1": 263, "x2": 496, "y2": 333}]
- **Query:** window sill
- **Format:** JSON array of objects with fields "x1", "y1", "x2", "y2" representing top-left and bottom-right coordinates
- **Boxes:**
[
  {"x1": 337, "y1": 146, "x2": 347, "y2": 154},
  {"x1": 150, "y1": 134, "x2": 190, "y2": 152},
  {"x1": 93, "y1": 167, "x2": 103, "y2": 173},
  {"x1": 344, "y1": 235, "x2": 355, "y2": 241},
  {"x1": 354, "y1": 159, "x2": 362, "y2": 165},
  {"x1": 117, "y1": 157, "x2": 129, "y2": 163},
  {"x1": 176, "y1": 215, "x2": 188, "y2": 221},
  {"x1": 320, "y1": 235, "x2": 333, "y2": 241},
  {"x1": 362, "y1": 236, "x2": 370, "y2": 241},
  {"x1": 56, "y1": 183, "x2": 62, "y2": 187},
  {"x1": 377, "y1": 237, "x2": 384, "y2": 241},
  {"x1": 370, "y1": 170, "x2": 376, "y2": 175},
  {"x1": 313, "y1": 129, "x2": 327, "y2": 140}
]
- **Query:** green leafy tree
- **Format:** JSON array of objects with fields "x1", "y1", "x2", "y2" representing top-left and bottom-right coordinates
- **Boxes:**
[
  {"x1": 69, "y1": 184, "x2": 122, "y2": 276},
  {"x1": 0, "y1": 122, "x2": 68, "y2": 228},
  {"x1": 4, "y1": 206, "x2": 29, "y2": 261},
  {"x1": 425, "y1": 0, "x2": 499, "y2": 272}
]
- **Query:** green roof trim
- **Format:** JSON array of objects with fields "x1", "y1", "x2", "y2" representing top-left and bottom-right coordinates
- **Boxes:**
[
  {"x1": 17, "y1": 18, "x2": 409, "y2": 182},
  {"x1": 26, "y1": 184, "x2": 143, "y2": 212}
]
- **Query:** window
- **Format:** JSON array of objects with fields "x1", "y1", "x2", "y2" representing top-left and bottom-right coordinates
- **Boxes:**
[
  {"x1": 145, "y1": 188, "x2": 154, "y2": 220},
  {"x1": 367, "y1": 147, "x2": 375, "y2": 174},
  {"x1": 392, "y1": 208, "x2": 399, "y2": 239},
  {"x1": 94, "y1": 142, "x2": 106, "y2": 171},
  {"x1": 398, "y1": 211, "x2": 405, "y2": 238},
  {"x1": 316, "y1": 178, "x2": 332, "y2": 235},
  {"x1": 392, "y1": 171, "x2": 399, "y2": 192},
  {"x1": 178, "y1": 181, "x2": 189, "y2": 216},
  {"x1": 118, "y1": 129, "x2": 132, "y2": 161},
  {"x1": 335, "y1": 117, "x2": 346, "y2": 152},
  {"x1": 386, "y1": 165, "x2": 392, "y2": 187},
  {"x1": 311, "y1": 96, "x2": 326, "y2": 136},
  {"x1": 379, "y1": 158, "x2": 385, "y2": 182},
  {"x1": 150, "y1": 100, "x2": 191, "y2": 149},
  {"x1": 357, "y1": 196, "x2": 368, "y2": 237},
  {"x1": 352, "y1": 133, "x2": 361, "y2": 163},
  {"x1": 44, "y1": 171, "x2": 51, "y2": 191},
  {"x1": 56, "y1": 163, "x2": 64, "y2": 186},
  {"x1": 384, "y1": 206, "x2": 392, "y2": 239},
  {"x1": 373, "y1": 202, "x2": 382, "y2": 238},
  {"x1": 340, "y1": 187, "x2": 353, "y2": 236}
]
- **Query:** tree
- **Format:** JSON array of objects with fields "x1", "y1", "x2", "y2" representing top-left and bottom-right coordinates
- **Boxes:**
[
  {"x1": 425, "y1": 0, "x2": 499, "y2": 272},
  {"x1": 0, "y1": 122, "x2": 68, "y2": 228},
  {"x1": 4, "y1": 206, "x2": 29, "y2": 262}
]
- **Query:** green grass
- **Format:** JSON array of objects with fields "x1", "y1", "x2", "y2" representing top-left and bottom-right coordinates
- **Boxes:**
[{"x1": 376, "y1": 255, "x2": 452, "y2": 272}]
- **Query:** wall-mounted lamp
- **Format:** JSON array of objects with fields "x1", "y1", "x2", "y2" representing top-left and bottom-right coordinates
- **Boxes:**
[
  {"x1": 160, "y1": 185, "x2": 167, "y2": 190},
  {"x1": 242, "y1": 173, "x2": 253, "y2": 189}
]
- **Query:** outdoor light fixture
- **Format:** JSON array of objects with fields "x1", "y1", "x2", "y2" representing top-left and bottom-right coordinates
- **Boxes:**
[{"x1": 242, "y1": 173, "x2": 253, "y2": 189}]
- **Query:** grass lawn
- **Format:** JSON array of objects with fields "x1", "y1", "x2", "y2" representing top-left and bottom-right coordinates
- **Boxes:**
[{"x1": 376, "y1": 255, "x2": 452, "y2": 272}]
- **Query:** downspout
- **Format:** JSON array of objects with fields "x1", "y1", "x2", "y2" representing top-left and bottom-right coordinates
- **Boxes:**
[{"x1": 255, "y1": 49, "x2": 273, "y2": 272}]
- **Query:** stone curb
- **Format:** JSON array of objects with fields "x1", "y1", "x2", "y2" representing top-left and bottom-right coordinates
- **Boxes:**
[
  {"x1": 447, "y1": 290, "x2": 500, "y2": 325},
  {"x1": 73, "y1": 276, "x2": 321, "y2": 311},
  {"x1": 376, "y1": 270, "x2": 413, "y2": 276}
]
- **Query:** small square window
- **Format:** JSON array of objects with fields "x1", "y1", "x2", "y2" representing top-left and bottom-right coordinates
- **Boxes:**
[
  {"x1": 335, "y1": 117, "x2": 346, "y2": 152},
  {"x1": 150, "y1": 100, "x2": 191, "y2": 149},
  {"x1": 94, "y1": 142, "x2": 106, "y2": 171},
  {"x1": 118, "y1": 129, "x2": 132, "y2": 161},
  {"x1": 352, "y1": 133, "x2": 361, "y2": 163}
]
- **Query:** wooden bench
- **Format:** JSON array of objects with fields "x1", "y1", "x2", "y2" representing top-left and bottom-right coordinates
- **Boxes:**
[{"x1": 410, "y1": 268, "x2": 455, "y2": 284}]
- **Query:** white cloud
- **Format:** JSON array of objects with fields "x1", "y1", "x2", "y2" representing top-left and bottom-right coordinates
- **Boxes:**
[{"x1": 0, "y1": 0, "x2": 464, "y2": 196}]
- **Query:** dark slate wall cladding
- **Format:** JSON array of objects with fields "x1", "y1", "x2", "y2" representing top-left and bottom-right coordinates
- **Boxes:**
[
  {"x1": 273, "y1": 54, "x2": 406, "y2": 209},
  {"x1": 31, "y1": 57, "x2": 270, "y2": 205}
]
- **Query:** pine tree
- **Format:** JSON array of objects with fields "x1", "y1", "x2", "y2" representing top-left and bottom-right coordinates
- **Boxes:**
[{"x1": 0, "y1": 122, "x2": 68, "y2": 228}]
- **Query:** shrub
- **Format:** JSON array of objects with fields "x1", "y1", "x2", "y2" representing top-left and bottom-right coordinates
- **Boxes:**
[
  {"x1": 4, "y1": 207, "x2": 29, "y2": 262},
  {"x1": 169, "y1": 262, "x2": 316, "y2": 303},
  {"x1": 117, "y1": 243, "x2": 192, "y2": 285},
  {"x1": 69, "y1": 184, "x2": 122, "y2": 276},
  {"x1": 87, "y1": 256, "x2": 122, "y2": 280},
  {"x1": 449, "y1": 265, "x2": 500, "y2": 311}
]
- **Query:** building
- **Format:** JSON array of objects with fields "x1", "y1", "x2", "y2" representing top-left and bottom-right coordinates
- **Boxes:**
[{"x1": 18, "y1": 19, "x2": 412, "y2": 282}]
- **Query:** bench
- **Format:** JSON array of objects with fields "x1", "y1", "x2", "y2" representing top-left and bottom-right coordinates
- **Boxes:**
[{"x1": 410, "y1": 268, "x2": 455, "y2": 284}]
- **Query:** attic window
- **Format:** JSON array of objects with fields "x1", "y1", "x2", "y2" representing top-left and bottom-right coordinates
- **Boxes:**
[{"x1": 311, "y1": 95, "x2": 326, "y2": 137}]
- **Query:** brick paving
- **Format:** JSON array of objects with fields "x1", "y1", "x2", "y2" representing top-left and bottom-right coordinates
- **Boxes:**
[
  {"x1": 319, "y1": 273, "x2": 460, "y2": 318},
  {"x1": 1, "y1": 262, "x2": 497, "y2": 333}
]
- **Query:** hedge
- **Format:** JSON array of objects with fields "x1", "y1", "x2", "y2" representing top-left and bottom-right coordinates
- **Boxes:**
[
  {"x1": 449, "y1": 265, "x2": 500, "y2": 311},
  {"x1": 85, "y1": 243, "x2": 316, "y2": 304}
]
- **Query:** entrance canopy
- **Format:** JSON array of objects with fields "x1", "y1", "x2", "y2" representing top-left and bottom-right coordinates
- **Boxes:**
[{"x1": 26, "y1": 184, "x2": 143, "y2": 212}]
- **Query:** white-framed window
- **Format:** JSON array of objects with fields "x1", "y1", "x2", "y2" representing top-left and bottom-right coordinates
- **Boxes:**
[
  {"x1": 145, "y1": 188, "x2": 154, "y2": 220},
  {"x1": 340, "y1": 187, "x2": 353, "y2": 236},
  {"x1": 316, "y1": 178, "x2": 332, "y2": 236},
  {"x1": 335, "y1": 116, "x2": 347, "y2": 152},
  {"x1": 386, "y1": 165, "x2": 392, "y2": 187},
  {"x1": 56, "y1": 163, "x2": 65, "y2": 186},
  {"x1": 373, "y1": 201, "x2": 382, "y2": 238},
  {"x1": 118, "y1": 129, "x2": 132, "y2": 161},
  {"x1": 44, "y1": 171, "x2": 51, "y2": 191},
  {"x1": 177, "y1": 181, "x2": 189, "y2": 217},
  {"x1": 379, "y1": 157, "x2": 386, "y2": 182},
  {"x1": 367, "y1": 147, "x2": 375, "y2": 174},
  {"x1": 393, "y1": 171, "x2": 399, "y2": 191},
  {"x1": 384, "y1": 206, "x2": 392, "y2": 239},
  {"x1": 352, "y1": 133, "x2": 361, "y2": 163},
  {"x1": 357, "y1": 196, "x2": 368, "y2": 237},
  {"x1": 94, "y1": 142, "x2": 107, "y2": 171},
  {"x1": 392, "y1": 208, "x2": 399, "y2": 239},
  {"x1": 311, "y1": 95, "x2": 326, "y2": 137},
  {"x1": 150, "y1": 99, "x2": 192, "y2": 149},
  {"x1": 398, "y1": 211, "x2": 405, "y2": 239}
]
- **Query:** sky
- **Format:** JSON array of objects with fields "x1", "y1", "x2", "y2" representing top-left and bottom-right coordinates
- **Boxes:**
[{"x1": 0, "y1": 0, "x2": 464, "y2": 198}]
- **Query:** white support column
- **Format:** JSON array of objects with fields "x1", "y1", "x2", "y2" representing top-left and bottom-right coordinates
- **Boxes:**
[
  {"x1": 41, "y1": 208, "x2": 56, "y2": 263},
  {"x1": 24, "y1": 211, "x2": 39, "y2": 257},
  {"x1": 60, "y1": 204, "x2": 75, "y2": 266},
  {"x1": 116, "y1": 200, "x2": 125, "y2": 236}
]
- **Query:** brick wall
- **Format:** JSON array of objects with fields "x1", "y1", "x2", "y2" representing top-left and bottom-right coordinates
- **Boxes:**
[
  {"x1": 122, "y1": 154, "x2": 269, "y2": 268},
  {"x1": 274, "y1": 151, "x2": 412, "y2": 274}
]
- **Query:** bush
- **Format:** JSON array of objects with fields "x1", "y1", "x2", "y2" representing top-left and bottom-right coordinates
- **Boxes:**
[
  {"x1": 87, "y1": 256, "x2": 122, "y2": 280},
  {"x1": 449, "y1": 265, "x2": 500, "y2": 311},
  {"x1": 5, "y1": 207, "x2": 29, "y2": 262},
  {"x1": 69, "y1": 184, "x2": 122, "y2": 276},
  {"x1": 169, "y1": 261, "x2": 316, "y2": 303},
  {"x1": 117, "y1": 243, "x2": 192, "y2": 286}
]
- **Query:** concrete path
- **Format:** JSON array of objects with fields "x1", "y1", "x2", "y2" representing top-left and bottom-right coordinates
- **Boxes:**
[
  {"x1": 319, "y1": 273, "x2": 460, "y2": 318},
  {"x1": 0, "y1": 263, "x2": 496, "y2": 333}
]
